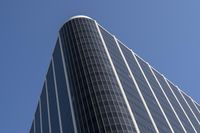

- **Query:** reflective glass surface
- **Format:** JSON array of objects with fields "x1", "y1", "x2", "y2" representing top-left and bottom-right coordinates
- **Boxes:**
[
  {"x1": 59, "y1": 17, "x2": 136, "y2": 133},
  {"x1": 150, "y1": 68, "x2": 185, "y2": 132},
  {"x1": 167, "y1": 81, "x2": 200, "y2": 132},
  {"x1": 136, "y1": 56, "x2": 184, "y2": 132},
  {"x1": 35, "y1": 104, "x2": 41, "y2": 133},
  {"x1": 122, "y1": 50, "x2": 171, "y2": 132},
  {"x1": 53, "y1": 40, "x2": 74, "y2": 133},
  {"x1": 153, "y1": 70, "x2": 196, "y2": 133},
  {"x1": 46, "y1": 62, "x2": 61, "y2": 133},
  {"x1": 181, "y1": 92, "x2": 200, "y2": 123},
  {"x1": 194, "y1": 102, "x2": 200, "y2": 114},
  {"x1": 119, "y1": 43, "x2": 156, "y2": 132},
  {"x1": 40, "y1": 84, "x2": 49, "y2": 133},
  {"x1": 100, "y1": 27, "x2": 136, "y2": 132},
  {"x1": 30, "y1": 16, "x2": 200, "y2": 133}
]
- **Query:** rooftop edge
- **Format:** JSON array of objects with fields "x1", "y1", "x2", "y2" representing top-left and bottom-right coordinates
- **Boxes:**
[
  {"x1": 69, "y1": 15, "x2": 93, "y2": 21},
  {"x1": 59, "y1": 15, "x2": 94, "y2": 31}
]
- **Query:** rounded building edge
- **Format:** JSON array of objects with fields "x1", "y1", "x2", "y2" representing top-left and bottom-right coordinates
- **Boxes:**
[
  {"x1": 59, "y1": 15, "x2": 95, "y2": 32},
  {"x1": 69, "y1": 15, "x2": 93, "y2": 21}
]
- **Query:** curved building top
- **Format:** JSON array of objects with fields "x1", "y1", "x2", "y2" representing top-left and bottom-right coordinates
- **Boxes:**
[
  {"x1": 59, "y1": 15, "x2": 94, "y2": 31},
  {"x1": 69, "y1": 15, "x2": 93, "y2": 21}
]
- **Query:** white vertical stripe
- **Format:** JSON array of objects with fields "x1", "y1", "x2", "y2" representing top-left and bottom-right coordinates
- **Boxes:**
[
  {"x1": 192, "y1": 100, "x2": 200, "y2": 114},
  {"x1": 130, "y1": 53, "x2": 159, "y2": 133},
  {"x1": 58, "y1": 34, "x2": 78, "y2": 133},
  {"x1": 39, "y1": 99, "x2": 43, "y2": 133},
  {"x1": 150, "y1": 67, "x2": 187, "y2": 132},
  {"x1": 52, "y1": 58, "x2": 63, "y2": 133},
  {"x1": 164, "y1": 78, "x2": 198, "y2": 133},
  {"x1": 114, "y1": 36, "x2": 140, "y2": 133},
  {"x1": 181, "y1": 91, "x2": 200, "y2": 116},
  {"x1": 134, "y1": 56, "x2": 174, "y2": 132},
  {"x1": 95, "y1": 21, "x2": 140, "y2": 133},
  {"x1": 72, "y1": 21, "x2": 102, "y2": 131},
  {"x1": 178, "y1": 89, "x2": 200, "y2": 125},
  {"x1": 195, "y1": 102, "x2": 200, "y2": 107},
  {"x1": 45, "y1": 80, "x2": 52, "y2": 133},
  {"x1": 194, "y1": 101, "x2": 200, "y2": 111}
]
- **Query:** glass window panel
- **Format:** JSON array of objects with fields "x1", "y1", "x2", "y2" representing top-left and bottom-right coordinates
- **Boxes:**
[
  {"x1": 40, "y1": 84, "x2": 49, "y2": 133},
  {"x1": 53, "y1": 40, "x2": 74, "y2": 133},
  {"x1": 46, "y1": 62, "x2": 61, "y2": 133},
  {"x1": 35, "y1": 104, "x2": 41, "y2": 133}
]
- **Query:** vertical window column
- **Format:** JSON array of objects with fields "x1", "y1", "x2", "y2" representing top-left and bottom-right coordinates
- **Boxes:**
[
  {"x1": 134, "y1": 55, "x2": 174, "y2": 132},
  {"x1": 46, "y1": 63, "x2": 61, "y2": 133},
  {"x1": 150, "y1": 68, "x2": 187, "y2": 133},
  {"x1": 179, "y1": 90, "x2": 200, "y2": 125},
  {"x1": 58, "y1": 34, "x2": 78, "y2": 133},
  {"x1": 165, "y1": 79, "x2": 197, "y2": 133},
  {"x1": 95, "y1": 21, "x2": 137, "y2": 133}
]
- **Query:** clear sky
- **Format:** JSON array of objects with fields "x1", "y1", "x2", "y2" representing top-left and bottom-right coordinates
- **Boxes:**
[{"x1": 0, "y1": 0, "x2": 200, "y2": 133}]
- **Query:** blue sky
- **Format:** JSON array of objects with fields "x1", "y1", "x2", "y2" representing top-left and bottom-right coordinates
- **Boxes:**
[{"x1": 0, "y1": 0, "x2": 200, "y2": 133}]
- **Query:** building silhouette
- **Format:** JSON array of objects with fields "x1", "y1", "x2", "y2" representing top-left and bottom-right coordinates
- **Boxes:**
[{"x1": 29, "y1": 15, "x2": 200, "y2": 133}]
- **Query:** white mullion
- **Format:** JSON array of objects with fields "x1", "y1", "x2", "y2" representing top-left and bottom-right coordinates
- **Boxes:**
[
  {"x1": 72, "y1": 20, "x2": 99, "y2": 132},
  {"x1": 95, "y1": 21, "x2": 140, "y2": 133},
  {"x1": 178, "y1": 89, "x2": 200, "y2": 125},
  {"x1": 39, "y1": 99, "x2": 43, "y2": 133},
  {"x1": 192, "y1": 100, "x2": 200, "y2": 114},
  {"x1": 164, "y1": 78, "x2": 198, "y2": 133},
  {"x1": 114, "y1": 36, "x2": 140, "y2": 133},
  {"x1": 134, "y1": 56, "x2": 174, "y2": 132},
  {"x1": 179, "y1": 89, "x2": 200, "y2": 114},
  {"x1": 183, "y1": 92, "x2": 200, "y2": 115},
  {"x1": 67, "y1": 23, "x2": 90, "y2": 132},
  {"x1": 52, "y1": 58, "x2": 63, "y2": 133},
  {"x1": 58, "y1": 34, "x2": 78, "y2": 133},
  {"x1": 130, "y1": 53, "x2": 158, "y2": 133},
  {"x1": 150, "y1": 67, "x2": 187, "y2": 132},
  {"x1": 194, "y1": 101, "x2": 200, "y2": 112},
  {"x1": 82, "y1": 21, "x2": 107, "y2": 131},
  {"x1": 45, "y1": 80, "x2": 52, "y2": 133}
]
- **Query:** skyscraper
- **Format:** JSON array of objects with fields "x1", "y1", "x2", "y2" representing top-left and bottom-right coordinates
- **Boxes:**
[{"x1": 29, "y1": 15, "x2": 200, "y2": 133}]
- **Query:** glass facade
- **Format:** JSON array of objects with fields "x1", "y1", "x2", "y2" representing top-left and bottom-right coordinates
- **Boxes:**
[
  {"x1": 30, "y1": 16, "x2": 200, "y2": 133},
  {"x1": 99, "y1": 27, "x2": 137, "y2": 132},
  {"x1": 181, "y1": 91, "x2": 200, "y2": 123},
  {"x1": 194, "y1": 102, "x2": 200, "y2": 113},
  {"x1": 40, "y1": 84, "x2": 49, "y2": 133},
  {"x1": 53, "y1": 40, "x2": 75, "y2": 133},
  {"x1": 167, "y1": 81, "x2": 200, "y2": 132},
  {"x1": 59, "y1": 17, "x2": 136, "y2": 133},
  {"x1": 118, "y1": 42, "x2": 157, "y2": 133},
  {"x1": 46, "y1": 62, "x2": 61, "y2": 133},
  {"x1": 134, "y1": 55, "x2": 171, "y2": 132},
  {"x1": 137, "y1": 58, "x2": 185, "y2": 133},
  {"x1": 35, "y1": 104, "x2": 41, "y2": 133},
  {"x1": 153, "y1": 71, "x2": 196, "y2": 133},
  {"x1": 151, "y1": 69, "x2": 185, "y2": 132}
]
